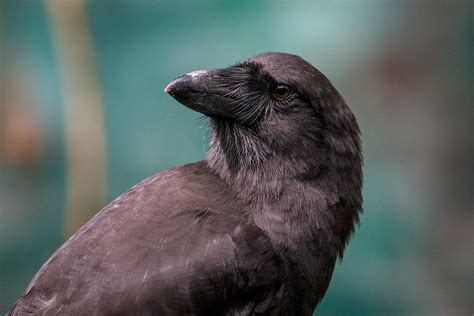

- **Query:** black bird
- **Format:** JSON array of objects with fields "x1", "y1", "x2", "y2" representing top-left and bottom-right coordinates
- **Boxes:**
[{"x1": 9, "y1": 52, "x2": 362, "y2": 315}]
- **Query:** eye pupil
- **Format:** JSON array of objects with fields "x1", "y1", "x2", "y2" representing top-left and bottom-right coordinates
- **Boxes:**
[{"x1": 274, "y1": 85, "x2": 291, "y2": 99}]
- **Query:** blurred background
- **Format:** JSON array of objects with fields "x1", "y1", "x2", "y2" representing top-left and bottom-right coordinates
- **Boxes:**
[{"x1": 0, "y1": 0, "x2": 472, "y2": 314}]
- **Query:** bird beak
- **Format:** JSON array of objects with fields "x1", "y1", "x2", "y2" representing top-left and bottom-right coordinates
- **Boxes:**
[{"x1": 164, "y1": 70, "x2": 234, "y2": 119}]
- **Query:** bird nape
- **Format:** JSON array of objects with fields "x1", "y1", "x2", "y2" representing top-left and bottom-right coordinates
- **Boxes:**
[{"x1": 9, "y1": 52, "x2": 362, "y2": 315}]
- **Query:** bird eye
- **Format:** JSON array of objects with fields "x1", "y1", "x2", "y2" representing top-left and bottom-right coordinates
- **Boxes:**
[{"x1": 273, "y1": 84, "x2": 291, "y2": 100}]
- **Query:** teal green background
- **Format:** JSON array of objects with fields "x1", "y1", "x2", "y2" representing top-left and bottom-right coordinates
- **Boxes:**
[{"x1": 1, "y1": 1, "x2": 472, "y2": 314}]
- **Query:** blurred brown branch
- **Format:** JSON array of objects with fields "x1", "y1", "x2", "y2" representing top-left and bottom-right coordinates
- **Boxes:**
[{"x1": 46, "y1": 0, "x2": 107, "y2": 237}]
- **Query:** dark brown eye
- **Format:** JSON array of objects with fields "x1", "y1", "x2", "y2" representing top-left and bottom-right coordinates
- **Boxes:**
[{"x1": 273, "y1": 84, "x2": 291, "y2": 100}]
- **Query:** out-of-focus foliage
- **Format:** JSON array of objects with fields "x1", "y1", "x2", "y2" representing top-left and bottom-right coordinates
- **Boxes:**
[{"x1": 1, "y1": 1, "x2": 472, "y2": 314}]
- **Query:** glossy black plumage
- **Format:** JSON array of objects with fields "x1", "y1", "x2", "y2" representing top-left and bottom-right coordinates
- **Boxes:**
[{"x1": 9, "y1": 52, "x2": 363, "y2": 315}]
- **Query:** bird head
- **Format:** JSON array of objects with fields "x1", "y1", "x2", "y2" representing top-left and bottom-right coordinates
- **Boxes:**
[
  {"x1": 165, "y1": 53, "x2": 325, "y2": 130},
  {"x1": 165, "y1": 52, "x2": 362, "y2": 194}
]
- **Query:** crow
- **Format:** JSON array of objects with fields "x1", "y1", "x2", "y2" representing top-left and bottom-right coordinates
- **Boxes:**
[{"x1": 9, "y1": 52, "x2": 362, "y2": 315}]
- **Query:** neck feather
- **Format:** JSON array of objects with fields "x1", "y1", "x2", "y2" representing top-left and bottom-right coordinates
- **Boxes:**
[{"x1": 206, "y1": 118, "x2": 362, "y2": 256}]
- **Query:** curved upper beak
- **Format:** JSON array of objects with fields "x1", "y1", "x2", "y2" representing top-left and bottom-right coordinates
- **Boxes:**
[{"x1": 164, "y1": 70, "x2": 234, "y2": 119}]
